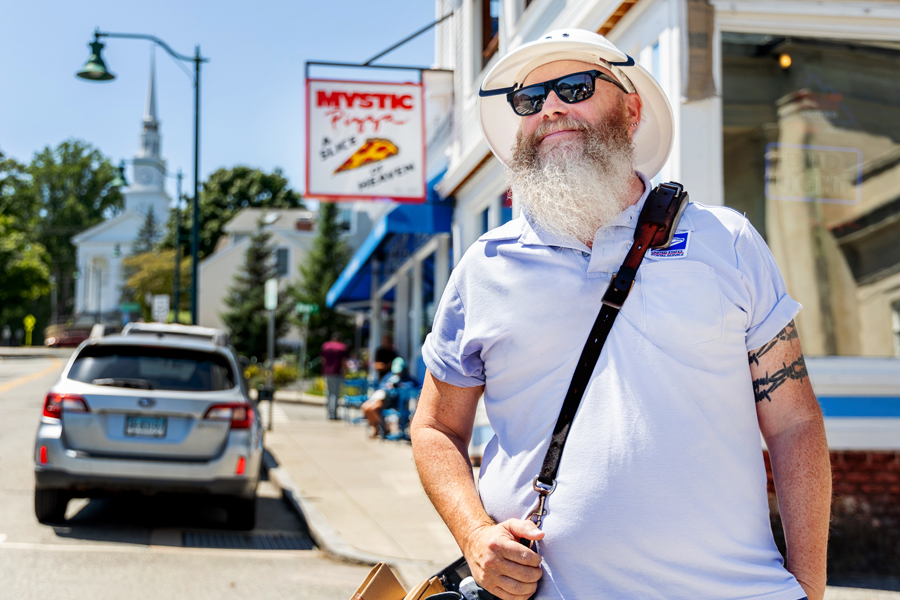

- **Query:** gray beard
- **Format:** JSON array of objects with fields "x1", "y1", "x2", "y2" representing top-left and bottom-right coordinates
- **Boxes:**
[{"x1": 507, "y1": 108, "x2": 636, "y2": 245}]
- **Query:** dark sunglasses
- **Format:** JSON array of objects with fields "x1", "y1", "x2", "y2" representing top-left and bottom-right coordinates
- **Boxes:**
[{"x1": 480, "y1": 70, "x2": 629, "y2": 117}]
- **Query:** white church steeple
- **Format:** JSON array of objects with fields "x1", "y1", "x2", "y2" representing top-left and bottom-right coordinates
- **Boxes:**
[
  {"x1": 72, "y1": 49, "x2": 173, "y2": 318},
  {"x1": 125, "y1": 50, "x2": 170, "y2": 215},
  {"x1": 138, "y1": 52, "x2": 161, "y2": 160}
]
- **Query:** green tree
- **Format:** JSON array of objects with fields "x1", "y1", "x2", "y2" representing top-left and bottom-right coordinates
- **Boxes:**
[
  {"x1": 121, "y1": 250, "x2": 192, "y2": 321},
  {"x1": 0, "y1": 214, "x2": 51, "y2": 328},
  {"x1": 132, "y1": 206, "x2": 161, "y2": 254},
  {"x1": 221, "y1": 220, "x2": 292, "y2": 361},
  {"x1": 121, "y1": 206, "x2": 163, "y2": 307},
  {"x1": 0, "y1": 150, "x2": 34, "y2": 221},
  {"x1": 22, "y1": 141, "x2": 123, "y2": 328},
  {"x1": 293, "y1": 202, "x2": 353, "y2": 371},
  {"x1": 161, "y1": 166, "x2": 303, "y2": 259}
]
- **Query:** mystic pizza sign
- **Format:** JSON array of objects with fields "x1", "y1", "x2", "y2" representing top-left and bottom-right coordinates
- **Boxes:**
[{"x1": 306, "y1": 79, "x2": 425, "y2": 202}]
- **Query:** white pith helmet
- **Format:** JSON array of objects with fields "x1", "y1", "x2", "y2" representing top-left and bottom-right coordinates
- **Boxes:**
[{"x1": 478, "y1": 29, "x2": 674, "y2": 179}]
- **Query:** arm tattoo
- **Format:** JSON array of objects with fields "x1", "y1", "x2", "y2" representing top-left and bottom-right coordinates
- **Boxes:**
[
  {"x1": 748, "y1": 320, "x2": 799, "y2": 367},
  {"x1": 753, "y1": 355, "x2": 809, "y2": 403}
]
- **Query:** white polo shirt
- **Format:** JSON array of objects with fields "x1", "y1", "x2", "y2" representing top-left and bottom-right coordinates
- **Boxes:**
[{"x1": 422, "y1": 174, "x2": 806, "y2": 600}]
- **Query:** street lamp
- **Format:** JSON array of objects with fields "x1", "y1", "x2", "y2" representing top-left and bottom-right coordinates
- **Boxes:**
[
  {"x1": 77, "y1": 29, "x2": 208, "y2": 325},
  {"x1": 109, "y1": 160, "x2": 128, "y2": 187}
]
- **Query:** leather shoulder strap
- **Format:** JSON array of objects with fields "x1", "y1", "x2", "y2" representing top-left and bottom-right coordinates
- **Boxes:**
[{"x1": 536, "y1": 182, "x2": 689, "y2": 487}]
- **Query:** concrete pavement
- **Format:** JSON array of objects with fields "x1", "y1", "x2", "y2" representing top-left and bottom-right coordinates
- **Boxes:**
[
  {"x1": 263, "y1": 389, "x2": 900, "y2": 599},
  {"x1": 262, "y1": 391, "x2": 461, "y2": 589}
]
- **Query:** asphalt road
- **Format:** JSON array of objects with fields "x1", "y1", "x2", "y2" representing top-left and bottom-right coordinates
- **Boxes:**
[{"x1": 0, "y1": 354, "x2": 371, "y2": 599}]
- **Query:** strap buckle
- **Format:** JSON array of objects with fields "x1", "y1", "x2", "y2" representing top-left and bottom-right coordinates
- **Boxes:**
[
  {"x1": 638, "y1": 182, "x2": 690, "y2": 249},
  {"x1": 601, "y1": 267, "x2": 636, "y2": 310}
]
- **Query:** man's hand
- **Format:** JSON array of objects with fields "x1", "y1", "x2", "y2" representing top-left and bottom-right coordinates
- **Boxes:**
[{"x1": 465, "y1": 519, "x2": 544, "y2": 600}]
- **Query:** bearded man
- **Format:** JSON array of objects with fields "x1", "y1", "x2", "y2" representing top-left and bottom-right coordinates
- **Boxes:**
[{"x1": 410, "y1": 30, "x2": 830, "y2": 600}]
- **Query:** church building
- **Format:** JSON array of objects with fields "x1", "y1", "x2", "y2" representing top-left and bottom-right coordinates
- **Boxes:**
[{"x1": 72, "y1": 60, "x2": 172, "y2": 318}]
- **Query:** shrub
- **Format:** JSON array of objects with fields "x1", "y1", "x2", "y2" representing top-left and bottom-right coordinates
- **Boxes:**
[
  {"x1": 274, "y1": 363, "x2": 299, "y2": 386},
  {"x1": 307, "y1": 377, "x2": 325, "y2": 396}
]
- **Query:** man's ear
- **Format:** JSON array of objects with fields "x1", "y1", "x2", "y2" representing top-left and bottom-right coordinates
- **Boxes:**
[{"x1": 625, "y1": 94, "x2": 642, "y2": 140}]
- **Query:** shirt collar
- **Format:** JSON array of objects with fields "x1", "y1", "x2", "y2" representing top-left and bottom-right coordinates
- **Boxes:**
[{"x1": 519, "y1": 171, "x2": 665, "y2": 251}]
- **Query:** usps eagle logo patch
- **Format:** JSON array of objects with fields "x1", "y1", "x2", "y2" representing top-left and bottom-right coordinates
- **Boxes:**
[{"x1": 649, "y1": 232, "x2": 690, "y2": 259}]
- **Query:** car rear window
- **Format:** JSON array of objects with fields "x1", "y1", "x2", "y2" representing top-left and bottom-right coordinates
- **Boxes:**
[{"x1": 68, "y1": 345, "x2": 236, "y2": 391}]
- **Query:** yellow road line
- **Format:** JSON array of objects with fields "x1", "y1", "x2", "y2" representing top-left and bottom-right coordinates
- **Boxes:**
[{"x1": 0, "y1": 358, "x2": 62, "y2": 394}]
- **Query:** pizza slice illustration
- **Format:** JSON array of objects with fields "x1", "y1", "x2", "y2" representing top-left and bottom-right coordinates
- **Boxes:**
[{"x1": 334, "y1": 138, "x2": 399, "y2": 174}]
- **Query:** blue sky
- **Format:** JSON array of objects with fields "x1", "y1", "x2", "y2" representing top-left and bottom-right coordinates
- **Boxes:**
[{"x1": 0, "y1": 0, "x2": 438, "y2": 202}]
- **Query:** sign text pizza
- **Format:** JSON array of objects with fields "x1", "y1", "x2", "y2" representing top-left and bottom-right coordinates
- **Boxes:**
[{"x1": 306, "y1": 79, "x2": 425, "y2": 203}]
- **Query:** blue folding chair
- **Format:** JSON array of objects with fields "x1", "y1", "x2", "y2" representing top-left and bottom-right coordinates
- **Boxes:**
[{"x1": 338, "y1": 378, "x2": 370, "y2": 422}]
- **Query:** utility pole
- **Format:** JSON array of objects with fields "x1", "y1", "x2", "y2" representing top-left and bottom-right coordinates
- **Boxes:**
[{"x1": 173, "y1": 170, "x2": 182, "y2": 324}]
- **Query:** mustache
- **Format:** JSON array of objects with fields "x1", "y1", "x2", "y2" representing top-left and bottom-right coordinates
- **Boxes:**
[{"x1": 529, "y1": 115, "x2": 590, "y2": 145}]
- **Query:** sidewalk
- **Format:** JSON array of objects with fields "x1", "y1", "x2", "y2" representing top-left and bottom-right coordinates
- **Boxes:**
[
  {"x1": 263, "y1": 391, "x2": 461, "y2": 588},
  {"x1": 0, "y1": 346, "x2": 74, "y2": 359},
  {"x1": 262, "y1": 392, "x2": 900, "y2": 599}
]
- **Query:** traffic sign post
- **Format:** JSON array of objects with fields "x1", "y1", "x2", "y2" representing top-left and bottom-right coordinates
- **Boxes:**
[
  {"x1": 294, "y1": 302, "x2": 317, "y2": 386},
  {"x1": 152, "y1": 295, "x2": 170, "y2": 323},
  {"x1": 265, "y1": 279, "x2": 278, "y2": 311},
  {"x1": 265, "y1": 278, "x2": 278, "y2": 431},
  {"x1": 23, "y1": 314, "x2": 36, "y2": 347},
  {"x1": 295, "y1": 302, "x2": 318, "y2": 315}
]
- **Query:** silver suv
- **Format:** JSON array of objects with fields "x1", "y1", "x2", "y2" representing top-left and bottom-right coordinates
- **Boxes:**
[{"x1": 33, "y1": 329, "x2": 262, "y2": 529}]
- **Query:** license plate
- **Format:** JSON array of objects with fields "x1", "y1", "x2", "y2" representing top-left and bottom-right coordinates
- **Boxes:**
[{"x1": 125, "y1": 415, "x2": 167, "y2": 438}]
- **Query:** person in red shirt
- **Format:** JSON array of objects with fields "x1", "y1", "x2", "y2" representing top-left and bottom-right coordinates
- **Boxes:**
[{"x1": 320, "y1": 333, "x2": 349, "y2": 420}]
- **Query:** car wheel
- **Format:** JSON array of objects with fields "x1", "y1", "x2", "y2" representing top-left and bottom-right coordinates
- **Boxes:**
[
  {"x1": 34, "y1": 488, "x2": 70, "y2": 523},
  {"x1": 226, "y1": 496, "x2": 256, "y2": 531}
]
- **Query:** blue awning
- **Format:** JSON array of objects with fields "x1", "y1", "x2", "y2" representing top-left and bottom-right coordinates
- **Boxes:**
[{"x1": 327, "y1": 203, "x2": 452, "y2": 308}]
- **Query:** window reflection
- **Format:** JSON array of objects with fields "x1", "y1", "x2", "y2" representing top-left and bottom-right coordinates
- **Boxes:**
[{"x1": 723, "y1": 34, "x2": 900, "y2": 357}]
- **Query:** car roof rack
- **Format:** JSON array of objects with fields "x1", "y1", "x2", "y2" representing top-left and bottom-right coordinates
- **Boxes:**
[{"x1": 121, "y1": 323, "x2": 231, "y2": 347}]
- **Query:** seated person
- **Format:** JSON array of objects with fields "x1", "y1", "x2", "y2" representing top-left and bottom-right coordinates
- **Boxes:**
[{"x1": 360, "y1": 357, "x2": 418, "y2": 438}]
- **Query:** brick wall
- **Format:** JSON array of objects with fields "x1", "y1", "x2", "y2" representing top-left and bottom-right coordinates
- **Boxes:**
[{"x1": 763, "y1": 450, "x2": 900, "y2": 575}]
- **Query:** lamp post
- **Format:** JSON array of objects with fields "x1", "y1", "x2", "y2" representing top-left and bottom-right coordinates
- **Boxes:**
[{"x1": 77, "y1": 29, "x2": 207, "y2": 325}]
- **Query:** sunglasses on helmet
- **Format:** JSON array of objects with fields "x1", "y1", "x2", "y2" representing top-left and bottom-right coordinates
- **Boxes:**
[{"x1": 503, "y1": 70, "x2": 629, "y2": 116}]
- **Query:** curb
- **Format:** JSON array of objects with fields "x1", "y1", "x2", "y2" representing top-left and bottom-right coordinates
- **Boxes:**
[
  {"x1": 251, "y1": 389, "x2": 325, "y2": 407},
  {"x1": 262, "y1": 446, "x2": 436, "y2": 570}
]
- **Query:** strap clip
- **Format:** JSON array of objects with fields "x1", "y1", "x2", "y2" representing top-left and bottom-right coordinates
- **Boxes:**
[{"x1": 522, "y1": 477, "x2": 556, "y2": 549}]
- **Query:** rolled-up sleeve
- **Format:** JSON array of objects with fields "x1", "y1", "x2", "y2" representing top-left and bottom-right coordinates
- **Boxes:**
[
  {"x1": 737, "y1": 219, "x2": 802, "y2": 351},
  {"x1": 422, "y1": 277, "x2": 486, "y2": 388}
]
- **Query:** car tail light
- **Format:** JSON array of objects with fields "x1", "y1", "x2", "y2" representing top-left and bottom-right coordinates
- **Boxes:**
[
  {"x1": 39, "y1": 445, "x2": 48, "y2": 464},
  {"x1": 236, "y1": 456, "x2": 246, "y2": 475},
  {"x1": 43, "y1": 392, "x2": 89, "y2": 419},
  {"x1": 203, "y1": 403, "x2": 253, "y2": 429}
]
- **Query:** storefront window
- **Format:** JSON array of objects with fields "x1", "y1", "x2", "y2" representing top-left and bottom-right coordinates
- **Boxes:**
[{"x1": 722, "y1": 34, "x2": 900, "y2": 357}]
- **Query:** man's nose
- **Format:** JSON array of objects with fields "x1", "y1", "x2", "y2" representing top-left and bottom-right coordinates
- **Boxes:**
[{"x1": 540, "y1": 90, "x2": 569, "y2": 117}]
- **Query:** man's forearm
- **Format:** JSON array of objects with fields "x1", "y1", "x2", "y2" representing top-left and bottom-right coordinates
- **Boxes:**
[
  {"x1": 411, "y1": 424, "x2": 494, "y2": 554},
  {"x1": 767, "y1": 417, "x2": 831, "y2": 600}
]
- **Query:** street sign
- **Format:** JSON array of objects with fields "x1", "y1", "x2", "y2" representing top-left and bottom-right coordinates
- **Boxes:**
[
  {"x1": 295, "y1": 302, "x2": 319, "y2": 315},
  {"x1": 152, "y1": 295, "x2": 170, "y2": 323},
  {"x1": 306, "y1": 79, "x2": 425, "y2": 203},
  {"x1": 265, "y1": 278, "x2": 278, "y2": 311},
  {"x1": 120, "y1": 302, "x2": 140, "y2": 313}
]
